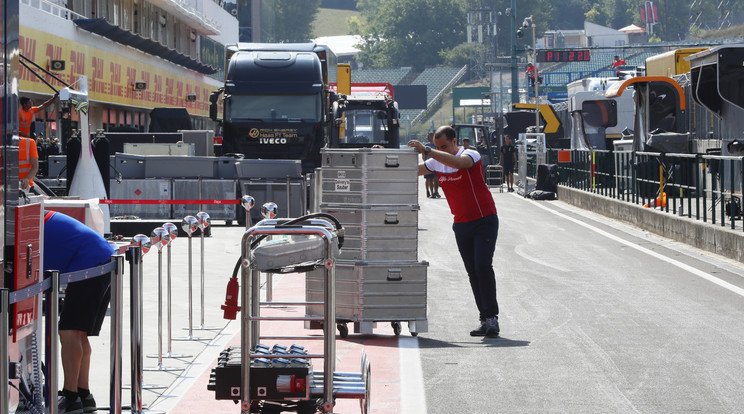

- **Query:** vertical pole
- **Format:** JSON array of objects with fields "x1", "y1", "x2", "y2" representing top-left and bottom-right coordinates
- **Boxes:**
[
  {"x1": 166, "y1": 239, "x2": 173, "y2": 353},
  {"x1": 128, "y1": 246, "x2": 143, "y2": 414},
  {"x1": 532, "y1": 18, "x2": 539, "y2": 133},
  {"x1": 45, "y1": 271, "x2": 59, "y2": 414},
  {"x1": 323, "y1": 238, "x2": 336, "y2": 413},
  {"x1": 0, "y1": 289, "x2": 9, "y2": 414},
  {"x1": 251, "y1": 267, "x2": 260, "y2": 348},
  {"x1": 110, "y1": 255, "x2": 124, "y2": 414},
  {"x1": 199, "y1": 230, "x2": 205, "y2": 327},
  {"x1": 188, "y1": 235, "x2": 193, "y2": 335},
  {"x1": 157, "y1": 249, "x2": 164, "y2": 364},
  {"x1": 510, "y1": 0, "x2": 518, "y2": 104},
  {"x1": 240, "y1": 244, "x2": 252, "y2": 414}
]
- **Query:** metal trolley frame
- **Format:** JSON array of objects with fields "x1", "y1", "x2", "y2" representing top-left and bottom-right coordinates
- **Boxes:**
[{"x1": 238, "y1": 218, "x2": 370, "y2": 414}]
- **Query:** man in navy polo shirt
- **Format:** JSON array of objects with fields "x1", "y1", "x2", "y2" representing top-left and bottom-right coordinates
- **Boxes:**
[{"x1": 408, "y1": 125, "x2": 500, "y2": 337}]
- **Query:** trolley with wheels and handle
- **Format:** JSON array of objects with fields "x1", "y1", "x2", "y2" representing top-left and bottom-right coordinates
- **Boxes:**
[{"x1": 209, "y1": 212, "x2": 371, "y2": 413}]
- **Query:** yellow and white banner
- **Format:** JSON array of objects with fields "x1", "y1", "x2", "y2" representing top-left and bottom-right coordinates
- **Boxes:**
[{"x1": 20, "y1": 26, "x2": 220, "y2": 117}]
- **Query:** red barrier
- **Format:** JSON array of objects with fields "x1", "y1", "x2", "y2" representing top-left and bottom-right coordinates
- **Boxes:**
[{"x1": 100, "y1": 199, "x2": 240, "y2": 205}]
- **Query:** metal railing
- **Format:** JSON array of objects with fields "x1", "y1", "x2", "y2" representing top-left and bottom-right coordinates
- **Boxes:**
[
  {"x1": 21, "y1": 0, "x2": 86, "y2": 20},
  {"x1": 527, "y1": 149, "x2": 744, "y2": 231}
]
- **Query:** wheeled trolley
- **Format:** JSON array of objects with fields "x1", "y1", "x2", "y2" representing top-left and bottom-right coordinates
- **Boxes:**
[
  {"x1": 209, "y1": 216, "x2": 371, "y2": 413},
  {"x1": 486, "y1": 165, "x2": 504, "y2": 191},
  {"x1": 306, "y1": 260, "x2": 429, "y2": 337}
]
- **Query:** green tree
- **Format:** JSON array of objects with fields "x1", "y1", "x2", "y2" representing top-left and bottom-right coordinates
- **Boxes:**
[
  {"x1": 273, "y1": 0, "x2": 322, "y2": 42},
  {"x1": 440, "y1": 42, "x2": 487, "y2": 67},
  {"x1": 585, "y1": 0, "x2": 634, "y2": 29},
  {"x1": 354, "y1": 0, "x2": 468, "y2": 70}
]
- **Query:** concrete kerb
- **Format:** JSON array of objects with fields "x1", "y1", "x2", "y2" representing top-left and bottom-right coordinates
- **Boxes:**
[{"x1": 555, "y1": 184, "x2": 744, "y2": 264}]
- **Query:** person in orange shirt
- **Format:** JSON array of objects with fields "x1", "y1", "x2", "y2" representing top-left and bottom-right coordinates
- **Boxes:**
[
  {"x1": 19, "y1": 93, "x2": 57, "y2": 137},
  {"x1": 19, "y1": 136, "x2": 39, "y2": 190}
]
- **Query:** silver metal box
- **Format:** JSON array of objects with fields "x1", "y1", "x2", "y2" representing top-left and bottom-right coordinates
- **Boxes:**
[
  {"x1": 109, "y1": 179, "x2": 172, "y2": 219},
  {"x1": 306, "y1": 260, "x2": 428, "y2": 327},
  {"x1": 144, "y1": 155, "x2": 216, "y2": 178},
  {"x1": 319, "y1": 148, "x2": 419, "y2": 205},
  {"x1": 172, "y1": 179, "x2": 238, "y2": 220},
  {"x1": 47, "y1": 155, "x2": 67, "y2": 178},
  {"x1": 235, "y1": 159, "x2": 303, "y2": 179},
  {"x1": 179, "y1": 130, "x2": 215, "y2": 156},
  {"x1": 239, "y1": 178, "x2": 306, "y2": 221},
  {"x1": 320, "y1": 204, "x2": 418, "y2": 261},
  {"x1": 113, "y1": 153, "x2": 146, "y2": 178},
  {"x1": 123, "y1": 142, "x2": 195, "y2": 156}
]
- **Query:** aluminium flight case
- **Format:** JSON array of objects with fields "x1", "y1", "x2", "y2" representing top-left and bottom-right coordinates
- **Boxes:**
[
  {"x1": 319, "y1": 147, "x2": 419, "y2": 205},
  {"x1": 305, "y1": 260, "x2": 428, "y2": 336},
  {"x1": 320, "y1": 203, "x2": 419, "y2": 261}
]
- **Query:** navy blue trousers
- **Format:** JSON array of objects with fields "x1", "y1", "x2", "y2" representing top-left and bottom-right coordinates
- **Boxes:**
[{"x1": 452, "y1": 214, "x2": 499, "y2": 320}]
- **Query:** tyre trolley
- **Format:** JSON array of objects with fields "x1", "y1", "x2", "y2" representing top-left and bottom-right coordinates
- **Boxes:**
[{"x1": 210, "y1": 214, "x2": 371, "y2": 414}]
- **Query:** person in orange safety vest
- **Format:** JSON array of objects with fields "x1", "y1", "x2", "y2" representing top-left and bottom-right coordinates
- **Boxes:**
[
  {"x1": 19, "y1": 93, "x2": 57, "y2": 137},
  {"x1": 19, "y1": 136, "x2": 39, "y2": 190}
]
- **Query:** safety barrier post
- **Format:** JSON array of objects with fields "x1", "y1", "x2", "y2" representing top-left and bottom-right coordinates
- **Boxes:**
[
  {"x1": 241, "y1": 195, "x2": 255, "y2": 230},
  {"x1": 195, "y1": 212, "x2": 219, "y2": 330},
  {"x1": 161, "y1": 223, "x2": 190, "y2": 358},
  {"x1": 174, "y1": 216, "x2": 208, "y2": 341},
  {"x1": 110, "y1": 255, "x2": 124, "y2": 414},
  {"x1": 44, "y1": 270, "x2": 60, "y2": 414},
  {"x1": 1, "y1": 289, "x2": 9, "y2": 414},
  {"x1": 144, "y1": 228, "x2": 179, "y2": 372},
  {"x1": 127, "y1": 245, "x2": 144, "y2": 413}
]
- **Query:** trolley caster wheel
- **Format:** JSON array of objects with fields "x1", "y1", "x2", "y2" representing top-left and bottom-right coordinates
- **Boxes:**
[
  {"x1": 226, "y1": 220, "x2": 233, "y2": 226},
  {"x1": 411, "y1": 332, "x2": 418, "y2": 337},
  {"x1": 392, "y1": 322, "x2": 402, "y2": 336},
  {"x1": 337, "y1": 323, "x2": 349, "y2": 338}
]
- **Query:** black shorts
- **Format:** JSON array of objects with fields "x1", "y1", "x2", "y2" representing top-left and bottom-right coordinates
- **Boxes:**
[
  {"x1": 59, "y1": 273, "x2": 111, "y2": 336},
  {"x1": 424, "y1": 173, "x2": 436, "y2": 179},
  {"x1": 502, "y1": 164, "x2": 514, "y2": 175}
]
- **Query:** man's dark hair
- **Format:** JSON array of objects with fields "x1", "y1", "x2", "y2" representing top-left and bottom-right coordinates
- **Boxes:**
[
  {"x1": 20, "y1": 97, "x2": 31, "y2": 105},
  {"x1": 434, "y1": 125, "x2": 457, "y2": 141}
]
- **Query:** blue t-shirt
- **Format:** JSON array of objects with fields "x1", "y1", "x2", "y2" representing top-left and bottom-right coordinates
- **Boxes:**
[{"x1": 43, "y1": 211, "x2": 114, "y2": 273}]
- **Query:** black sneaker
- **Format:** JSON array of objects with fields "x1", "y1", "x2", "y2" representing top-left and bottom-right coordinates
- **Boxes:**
[
  {"x1": 81, "y1": 393, "x2": 98, "y2": 413},
  {"x1": 469, "y1": 320, "x2": 487, "y2": 336},
  {"x1": 485, "y1": 317, "x2": 500, "y2": 337},
  {"x1": 426, "y1": 190, "x2": 431, "y2": 198},
  {"x1": 434, "y1": 192, "x2": 442, "y2": 198},
  {"x1": 58, "y1": 392, "x2": 84, "y2": 414}
]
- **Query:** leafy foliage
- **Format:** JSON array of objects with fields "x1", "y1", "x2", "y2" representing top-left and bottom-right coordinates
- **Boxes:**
[
  {"x1": 346, "y1": 0, "x2": 744, "y2": 71},
  {"x1": 353, "y1": 0, "x2": 468, "y2": 70},
  {"x1": 273, "y1": 0, "x2": 322, "y2": 42}
]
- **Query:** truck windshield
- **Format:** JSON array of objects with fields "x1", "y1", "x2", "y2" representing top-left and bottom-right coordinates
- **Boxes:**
[
  {"x1": 226, "y1": 94, "x2": 321, "y2": 122},
  {"x1": 339, "y1": 109, "x2": 388, "y2": 145}
]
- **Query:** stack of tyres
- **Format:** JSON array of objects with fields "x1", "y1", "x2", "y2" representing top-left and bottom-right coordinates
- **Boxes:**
[{"x1": 307, "y1": 148, "x2": 428, "y2": 336}]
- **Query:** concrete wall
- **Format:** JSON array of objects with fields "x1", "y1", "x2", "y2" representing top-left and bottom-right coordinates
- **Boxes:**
[{"x1": 556, "y1": 185, "x2": 744, "y2": 264}]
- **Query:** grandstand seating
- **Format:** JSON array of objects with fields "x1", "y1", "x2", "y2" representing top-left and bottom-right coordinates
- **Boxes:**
[
  {"x1": 411, "y1": 67, "x2": 465, "y2": 102},
  {"x1": 350, "y1": 67, "x2": 413, "y2": 85},
  {"x1": 625, "y1": 51, "x2": 657, "y2": 66},
  {"x1": 351, "y1": 66, "x2": 467, "y2": 125}
]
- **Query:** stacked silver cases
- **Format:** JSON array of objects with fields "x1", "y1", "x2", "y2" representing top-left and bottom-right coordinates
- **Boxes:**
[{"x1": 307, "y1": 148, "x2": 428, "y2": 336}]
